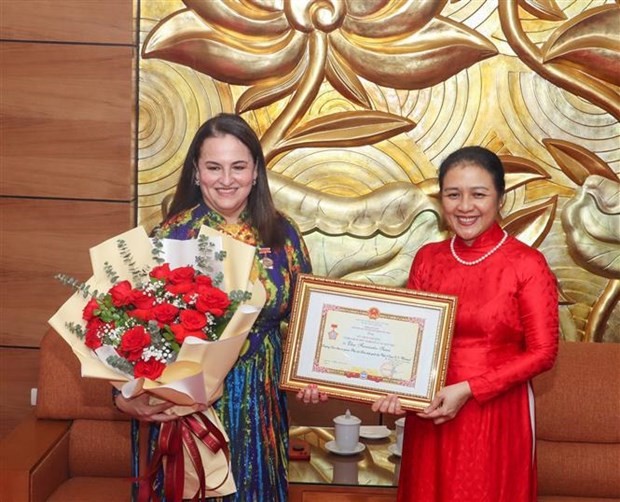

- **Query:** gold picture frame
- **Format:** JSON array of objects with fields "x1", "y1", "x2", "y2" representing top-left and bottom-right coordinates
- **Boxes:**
[{"x1": 280, "y1": 274, "x2": 457, "y2": 411}]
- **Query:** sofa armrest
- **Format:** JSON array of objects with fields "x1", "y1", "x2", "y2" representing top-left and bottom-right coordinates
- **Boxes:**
[{"x1": 0, "y1": 416, "x2": 71, "y2": 502}]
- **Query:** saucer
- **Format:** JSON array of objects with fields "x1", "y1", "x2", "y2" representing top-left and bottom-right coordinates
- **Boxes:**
[
  {"x1": 388, "y1": 444, "x2": 402, "y2": 457},
  {"x1": 325, "y1": 440, "x2": 366, "y2": 456},
  {"x1": 359, "y1": 425, "x2": 391, "y2": 440}
]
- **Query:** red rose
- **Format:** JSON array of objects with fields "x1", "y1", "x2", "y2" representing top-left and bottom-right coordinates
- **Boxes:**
[
  {"x1": 150, "y1": 263, "x2": 171, "y2": 280},
  {"x1": 84, "y1": 318, "x2": 110, "y2": 349},
  {"x1": 109, "y1": 280, "x2": 134, "y2": 307},
  {"x1": 85, "y1": 329, "x2": 103, "y2": 349},
  {"x1": 195, "y1": 275, "x2": 213, "y2": 287},
  {"x1": 179, "y1": 309, "x2": 207, "y2": 331},
  {"x1": 134, "y1": 358, "x2": 166, "y2": 380},
  {"x1": 165, "y1": 282, "x2": 196, "y2": 295},
  {"x1": 131, "y1": 290, "x2": 155, "y2": 309},
  {"x1": 85, "y1": 317, "x2": 106, "y2": 336},
  {"x1": 168, "y1": 266, "x2": 196, "y2": 284},
  {"x1": 152, "y1": 303, "x2": 179, "y2": 324},
  {"x1": 119, "y1": 326, "x2": 151, "y2": 361},
  {"x1": 82, "y1": 298, "x2": 100, "y2": 321},
  {"x1": 170, "y1": 323, "x2": 206, "y2": 344},
  {"x1": 195, "y1": 288, "x2": 231, "y2": 317},
  {"x1": 127, "y1": 309, "x2": 154, "y2": 322}
]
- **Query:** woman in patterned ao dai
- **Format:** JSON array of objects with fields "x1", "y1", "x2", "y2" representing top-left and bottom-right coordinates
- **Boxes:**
[
  {"x1": 114, "y1": 113, "x2": 317, "y2": 501},
  {"x1": 374, "y1": 146, "x2": 559, "y2": 501}
]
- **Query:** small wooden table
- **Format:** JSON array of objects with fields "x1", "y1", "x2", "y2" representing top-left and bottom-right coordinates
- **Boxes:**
[{"x1": 288, "y1": 426, "x2": 400, "y2": 501}]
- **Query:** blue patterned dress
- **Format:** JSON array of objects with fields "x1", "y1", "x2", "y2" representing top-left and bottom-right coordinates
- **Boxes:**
[{"x1": 135, "y1": 201, "x2": 311, "y2": 501}]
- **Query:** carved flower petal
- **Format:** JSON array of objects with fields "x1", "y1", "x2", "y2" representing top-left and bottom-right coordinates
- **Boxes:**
[
  {"x1": 502, "y1": 196, "x2": 558, "y2": 249},
  {"x1": 500, "y1": 154, "x2": 550, "y2": 191},
  {"x1": 346, "y1": 0, "x2": 391, "y2": 17},
  {"x1": 325, "y1": 51, "x2": 373, "y2": 109},
  {"x1": 269, "y1": 173, "x2": 439, "y2": 237},
  {"x1": 562, "y1": 175, "x2": 620, "y2": 279},
  {"x1": 329, "y1": 17, "x2": 497, "y2": 89},
  {"x1": 236, "y1": 54, "x2": 308, "y2": 114},
  {"x1": 142, "y1": 9, "x2": 306, "y2": 85},
  {"x1": 184, "y1": 0, "x2": 290, "y2": 37},
  {"x1": 519, "y1": 0, "x2": 566, "y2": 22},
  {"x1": 543, "y1": 138, "x2": 620, "y2": 186},
  {"x1": 342, "y1": 0, "x2": 448, "y2": 38},
  {"x1": 274, "y1": 111, "x2": 415, "y2": 155},
  {"x1": 542, "y1": 5, "x2": 620, "y2": 86}
]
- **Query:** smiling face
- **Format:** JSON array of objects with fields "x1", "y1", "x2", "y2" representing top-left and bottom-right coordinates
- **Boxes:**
[
  {"x1": 195, "y1": 133, "x2": 257, "y2": 223},
  {"x1": 441, "y1": 162, "x2": 503, "y2": 246}
]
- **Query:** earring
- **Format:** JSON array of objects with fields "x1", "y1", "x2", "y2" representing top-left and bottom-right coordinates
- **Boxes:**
[
  {"x1": 194, "y1": 178, "x2": 200, "y2": 186},
  {"x1": 252, "y1": 179, "x2": 257, "y2": 186}
]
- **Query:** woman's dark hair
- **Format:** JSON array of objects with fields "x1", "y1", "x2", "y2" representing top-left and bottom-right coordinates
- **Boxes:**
[
  {"x1": 166, "y1": 113, "x2": 285, "y2": 247},
  {"x1": 438, "y1": 146, "x2": 505, "y2": 197}
]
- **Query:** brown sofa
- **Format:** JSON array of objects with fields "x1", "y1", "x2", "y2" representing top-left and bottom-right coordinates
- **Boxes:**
[
  {"x1": 1, "y1": 331, "x2": 618, "y2": 501},
  {"x1": 534, "y1": 341, "x2": 620, "y2": 501}
]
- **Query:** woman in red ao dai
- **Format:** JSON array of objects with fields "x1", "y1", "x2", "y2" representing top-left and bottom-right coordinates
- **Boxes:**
[{"x1": 374, "y1": 146, "x2": 559, "y2": 501}]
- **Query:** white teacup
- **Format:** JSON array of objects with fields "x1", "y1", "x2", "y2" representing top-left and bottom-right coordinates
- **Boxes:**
[
  {"x1": 333, "y1": 409, "x2": 361, "y2": 452},
  {"x1": 395, "y1": 416, "x2": 406, "y2": 455}
]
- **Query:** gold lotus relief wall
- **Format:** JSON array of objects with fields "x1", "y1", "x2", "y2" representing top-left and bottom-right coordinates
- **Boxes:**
[{"x1": 137, "y1": 0, "x2": 620, "y2": 343}]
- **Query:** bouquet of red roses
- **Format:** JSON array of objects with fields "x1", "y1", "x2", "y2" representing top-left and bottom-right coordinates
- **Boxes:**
[
  {"x1": 49, "y1": 225, "x2": 266, "y2": 499},
  {"x1": 77, "y1": 261, "x2": 243, "y2": 381}
]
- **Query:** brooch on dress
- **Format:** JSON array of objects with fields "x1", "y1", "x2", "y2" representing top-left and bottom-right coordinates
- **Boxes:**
[{"x1": 258, "y1": 247, "x2": 274, "y2": 269}]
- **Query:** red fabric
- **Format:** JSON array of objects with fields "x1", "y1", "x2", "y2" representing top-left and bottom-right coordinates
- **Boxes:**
[
  {"x1": 137, "y1": 412, "x2": 228, "y2": 502},
  {"x1": 398, "y1": 223, "x2": 559, "y2": 502}
]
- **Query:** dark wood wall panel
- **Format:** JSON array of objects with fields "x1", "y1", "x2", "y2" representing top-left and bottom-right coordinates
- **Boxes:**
[
  {"x1": 1, "y1": 43, "x2": 134, "y2": 199},
  {"x1": 0, "y1": 348, "x2": 40, "y2": 439},
  {"x1": 0, "y1": 0, "x2": 133, "y2": 44},
  {"x1": 0, "y1": 0, "x2": 134, "y2": 438},
  {"x1": 1, "y1": 198, "x2": 134, "y2": 348}
]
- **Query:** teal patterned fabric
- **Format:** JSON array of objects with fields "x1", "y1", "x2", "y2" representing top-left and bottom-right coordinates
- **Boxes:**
[{"x1": 132, "y1": 201, "x2": 312, "y2": 501}]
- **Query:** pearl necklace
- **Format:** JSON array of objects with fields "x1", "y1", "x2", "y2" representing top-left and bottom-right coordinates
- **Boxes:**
[{"x1": 450, "y1": 230, "x2": 509, "y2": 266}]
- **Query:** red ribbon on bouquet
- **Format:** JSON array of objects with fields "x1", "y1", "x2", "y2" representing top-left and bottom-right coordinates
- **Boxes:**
[{"x1": 138, "y1": 411, "x2": 231, "y2": 502}]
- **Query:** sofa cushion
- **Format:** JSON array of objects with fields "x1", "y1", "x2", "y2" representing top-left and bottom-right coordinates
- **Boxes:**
[
  {"x1": 537, "y1": 440, "x2": 620, "y2": 499},
  {"x1": 534, "y1": 341, "x2": 620, "y2": 500},
  {"x1": 533, "y1": 341, "x2": 620, "y2": 443},
  {"x1": 69, "y1": 419, "x2": 132, "y2": 477},
  {"x1": 36, "y1": 329, "x2": 128, "y2": 421},
  {"x1": 47, "y1": 477, "x2": 132, "y2": 502}
]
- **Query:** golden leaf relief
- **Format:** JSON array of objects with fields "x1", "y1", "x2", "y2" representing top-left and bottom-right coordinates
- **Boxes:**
[
  {"x1": 325, "y1": 50, "x2": 372, "y2": 109},
  {"x1": 519, "y1": 0, "x2": 566, "y2": 22},
  {"x1": 274, "y1": 111, "x2": 416, "y2": 153},
  {"x1": 341, "y1": 0, "x2": 448, "y2": 38},
  {"x1": 500, "y1": 155, "x2": 550, "y2": 191},
  {"x1": 499, "y1": 0, "x2": 620, "y2": 120},
  {"x1": 142, "y1": 9, "x2": 308, "y2": 85},
  {"x1": 185, "y1": 0, "x2": 290, "y2": 36},
  {"x1": 562, "y1": 175, "x2": 620, "y2": 279},
  {"x1": 268, "y1": 172, "x2": 439, "y2": 237},
  {"x1": 542, "y1": 5, "x2": 620, "y2": 86},
  {"x1": 330, "y1": 17, "x2": 497, "y2": 89},
  {"x1": 502, "y1": 196, "x2": 558, "y2": 249},
  {"x1": 543, "y1": 138, "x2": 620, "y2": 186},
  {"x1": 557, "y1": 285, "x2": 576, "y2": 306},
  {"x1": 236, "y1": 55, "x2": 308, "y2": 114}
]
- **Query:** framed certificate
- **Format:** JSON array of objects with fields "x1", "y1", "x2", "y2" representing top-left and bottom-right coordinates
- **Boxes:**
[{"x1": 280, "y1": 274, "x2": 457, "y2": 411}]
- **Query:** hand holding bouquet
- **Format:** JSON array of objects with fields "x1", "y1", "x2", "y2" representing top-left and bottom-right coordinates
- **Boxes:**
[{"x1": 49, "y1": 225, "x2": 266, "y2": 500}]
